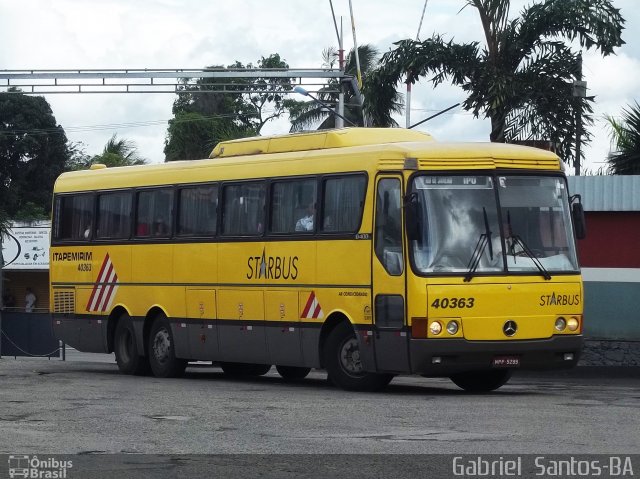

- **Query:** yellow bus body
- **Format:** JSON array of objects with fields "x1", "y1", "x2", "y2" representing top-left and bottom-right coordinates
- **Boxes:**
[{"x1": 50, "y1": 128, "x2": 583, "y2": 390}]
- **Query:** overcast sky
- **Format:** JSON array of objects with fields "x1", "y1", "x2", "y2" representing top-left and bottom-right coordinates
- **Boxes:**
[{"x1": 1, "y1": 0, "x2": 638, "y2": 173}]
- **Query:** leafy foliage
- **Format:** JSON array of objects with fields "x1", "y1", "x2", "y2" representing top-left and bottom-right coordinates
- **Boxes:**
[
  {"x1": 66, "y1": 135, "x2": 147, "y2": 170},
  {"x1": 606, "y1": 102, "x2": 640, "y2": 174},
  {"x1": 369, "y1": 0, "x2": 624, "y2": 166},
  {"x1": 0, "y1": 90, "x2": 69, "y2": 220},
  {"x1": 92, "y1": 134, "x2": 147, "y2": 167},
  {"x1": 165, "y1": 54, "x2": 294, "y2": 161},
  {"x1": 290, "y1": 45, "x2": 403, "y2": 131}
]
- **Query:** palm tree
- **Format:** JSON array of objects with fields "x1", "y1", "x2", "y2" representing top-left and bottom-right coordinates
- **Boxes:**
[
  {"x1": 606, "y1": 102, "x2": 640, "y2": 174},
  {"x1": 289, "y1": 45, "x2": 403, "y2": 131},
  {"x1": 367, "y1": 0, "x2": 624, "y2": 166},
  {"x1": 92, "y1": 134, "x2": 147, "y2": 167}
]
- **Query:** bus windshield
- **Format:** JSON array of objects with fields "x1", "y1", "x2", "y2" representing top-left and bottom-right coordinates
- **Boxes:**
[{"x1": 409, "y1": 174, "x2": 579, "y2": 275}]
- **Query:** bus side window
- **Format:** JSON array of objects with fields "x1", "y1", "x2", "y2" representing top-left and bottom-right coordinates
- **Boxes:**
[
  {"x1": 136, "y1": 188, "x2": 173, "y2": 238},
  {"x1": 222, "y1": 181, "x2": 265, "y2": 236},
  {"x1": 54, "y1": 194, "x2": 94, "y2": 241},
  {"x1": 177, "y1": 185, "x2": 218, "y2": 236},
  {"x1": 375, "y1": 178, "x2": 403, "y2": 275},
  {"x1": 96, "y1": 192, "x2": 132, "y2": 239},
  {"x1": 321, "y1": 175, "x2": 366, "y2": 233},
  {"x1": 270, "y1": 178, "x2": 317, "y2": 234}
]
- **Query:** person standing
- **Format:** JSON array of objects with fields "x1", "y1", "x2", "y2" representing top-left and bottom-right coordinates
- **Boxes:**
[{"x1": 25, "y1": 287, "x2": 37, "y2": 313}]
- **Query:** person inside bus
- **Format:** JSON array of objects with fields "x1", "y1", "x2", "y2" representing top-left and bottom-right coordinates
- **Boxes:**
[
  {"x1": 295, "y1": 202, "x2": 315, "y2": 232},
  {"x1": 153, "y1": 217, "x2": 169, "y2": 236}
]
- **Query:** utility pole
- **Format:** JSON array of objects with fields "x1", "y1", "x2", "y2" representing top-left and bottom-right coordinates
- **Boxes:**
[
  {"x1": 337, "y1": 18, "x2": 345, "y2": 129},
  {"x1": 573, "y1": 53, "x2": 586, "y2": 176}
]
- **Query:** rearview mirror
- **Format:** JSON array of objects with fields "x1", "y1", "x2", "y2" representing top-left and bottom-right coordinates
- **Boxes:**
[
  {"x1": 405, "y1": 193, "x2": 422, "y2": 242},
  {"x1": 571, "y1": 197, "x2": 586, "y2": 240}
]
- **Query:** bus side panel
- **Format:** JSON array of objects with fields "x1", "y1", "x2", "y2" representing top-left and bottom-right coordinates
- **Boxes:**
[
  {"x1": 217, "y1": 289, "x2": 268, "y2": 363},
  {"x1": 265, "y1": 290, "x2": 303, "y2": 366},
  {"x1": 76, "y1": 286, "x2": 109, "y2": 353},
  {"x1": 185, "y1": 289, "x2": 218, "y2": 361},
  {"x1": 300, "y1": 325, "x2": 322, "y2": 368},
  {"x1": 52, "y1": 316, "x2": 79, "y2": 351}
]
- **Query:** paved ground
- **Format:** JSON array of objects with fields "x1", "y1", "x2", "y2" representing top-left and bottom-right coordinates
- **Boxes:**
[{"x1": 0, "y1": 351, "x2": 638, "y2": 458}]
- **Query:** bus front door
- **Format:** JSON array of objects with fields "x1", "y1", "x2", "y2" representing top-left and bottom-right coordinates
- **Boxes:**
[{"x1": 372, "y1": 175, "x2": 410, "y2": 373}]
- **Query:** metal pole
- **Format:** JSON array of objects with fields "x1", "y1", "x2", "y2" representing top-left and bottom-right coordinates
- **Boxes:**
[
  {"x1": 336, "y1": 18, "x2": 345, "y2": 129},
  {"x1": 348, "y1": 0, "x2": 365, "y2": 126},
  {"x1": 573, "y1": 53, "x2": 585, "y2": 176},
  {"x1": 406, "y1": 81, "x2": 412, "y2": 128}
]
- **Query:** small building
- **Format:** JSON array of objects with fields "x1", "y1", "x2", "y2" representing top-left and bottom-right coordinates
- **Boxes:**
[
  {"x1": 567, "y1": 175, "x2": 640, "y2": 365},
  {"x1": 1, "y1": 220, "x2": 50, "y2": 313}
]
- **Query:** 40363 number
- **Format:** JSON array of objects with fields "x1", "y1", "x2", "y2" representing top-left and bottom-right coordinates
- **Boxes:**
[{"x1": 431, "y1": 297, "x2": 475, "y2": 309}]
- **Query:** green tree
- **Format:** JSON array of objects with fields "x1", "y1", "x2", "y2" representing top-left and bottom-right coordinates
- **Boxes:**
[
  {"x1": 289, "y1": 45, "x2": 403, "y2": 131},
  {"x1": 66, "y1": 136, "x2": 147, "y2": 170},
  {"x1": 368, "y1": 0, "x2": 624, "y2": 166},
  {"x1": 0, "y1": 89, "x2": 69, "y2": 220},
  {"x1": 64, "y1": 141, "x2": 92, "y2": 171},
  {"x1": 606, "y1": 101, "x2": 640, "y2": 174},
  {"x1": 164, "y1": 54, "x2": 295, "y2": 162},
  {"x1": 92, "y1": 134, "x2": 147, "y2": 167}
]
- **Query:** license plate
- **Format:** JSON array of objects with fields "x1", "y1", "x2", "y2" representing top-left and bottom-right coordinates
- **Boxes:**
[{"x1": 492, "y1": 356, "x2": 520, "y2": 368}]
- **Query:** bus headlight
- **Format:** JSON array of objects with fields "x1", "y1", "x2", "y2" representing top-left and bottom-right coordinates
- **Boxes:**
[
  {"x1": 446, "y1": 320, "x2": 459, "y2": 335},
  {"x1": 567, "y1": 317, "x2": 580, "y2": 331},
  {"x1": 429, "y1": 321, "x2": 442, "y2": 336},
  {"x1": 555, "y1": 317, "x2": 567, "y2": 332}
]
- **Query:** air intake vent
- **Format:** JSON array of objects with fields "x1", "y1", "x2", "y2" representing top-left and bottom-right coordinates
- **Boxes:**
[{"x1": 54, "y1": 290, "x2": 75, "y2": 314}]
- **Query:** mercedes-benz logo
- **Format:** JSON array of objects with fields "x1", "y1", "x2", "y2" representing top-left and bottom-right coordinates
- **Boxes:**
[{"x1": 503, "y1": 320, "x2": 517, "y2": 337}]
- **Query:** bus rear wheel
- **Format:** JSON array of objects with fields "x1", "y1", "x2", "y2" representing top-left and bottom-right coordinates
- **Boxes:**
[
  {"x1": 220, "y1": 362, "x2": 271, "y2": 377},
  {"x1": 114, "y1": 313, "x2": 150, "y2": 375},
  {"x1": 276, "y1": 365, "x2": 311, "y2": 380},
  {"x1": 324, "y1": 322, "x2": 393, "y2": 392},
  {"x1": 450, "y1": 370, "x2": 512, "y2": 393},
  {"x1": 148, "y1": 315, "x2": 187, "y2": 378}
]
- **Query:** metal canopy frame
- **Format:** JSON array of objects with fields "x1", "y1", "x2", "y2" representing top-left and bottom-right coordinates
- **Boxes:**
[{"x1": 0, "y1": 68, "x2": 347, "y2": 95}]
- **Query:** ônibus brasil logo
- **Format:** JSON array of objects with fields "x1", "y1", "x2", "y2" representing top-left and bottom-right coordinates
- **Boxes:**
[{"x1": 8, "y1": 455, "x2": 73, "y2": 478}]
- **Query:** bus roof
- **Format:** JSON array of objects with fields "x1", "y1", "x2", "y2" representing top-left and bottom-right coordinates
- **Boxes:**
[
  {"x1": 54, "y1": 128, "x2": 562, "y2": 193},
  {"x1": 209, "y1": 128, "x2": 434, "y2": 158}
]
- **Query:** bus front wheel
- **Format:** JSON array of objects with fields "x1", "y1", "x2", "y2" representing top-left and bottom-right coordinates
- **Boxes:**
[
  {"x1": 449, "y1": 370, "x2": 512, "y2": 393},
  {"x1": 114, "y1": 314, "x2": 150, "y2": 375},
  {"x1": 324, "y1": 322, "x2": 393, "y2": 392},
  {"x1": 148, "y1": 315, "x2": 187, "y2": 378}
]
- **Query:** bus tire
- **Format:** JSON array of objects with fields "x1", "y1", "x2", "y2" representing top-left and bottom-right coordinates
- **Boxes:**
[
  {"x1": 220, "y1": 362, "x2": 271, "y2": 376},
  {"x1": 276, "y1": 365, "x2": 311, "y2": 380},
  {"x1": 148, "y1": 315, "x2": 187, "y2": 378},
  {"x1": 449, "y1": 370, "x2": 512, "y2": 393},
  {"x1": 324, "y1": 321, "x2": 393, "y2": 392},
  {"x1": 114, "y1": 314, "x2": 150, "y2": 376}
]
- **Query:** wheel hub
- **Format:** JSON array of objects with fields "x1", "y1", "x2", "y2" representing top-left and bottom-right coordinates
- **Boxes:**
[
  {"x1": 339, "y1": 337, "x2": 363, "y2": 375},
  {"x1": 152, "y1": 329, "x2": 171, "y2": 365}
]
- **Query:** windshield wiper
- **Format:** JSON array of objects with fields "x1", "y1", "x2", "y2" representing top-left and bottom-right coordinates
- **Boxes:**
[
  {"x1": 505, "y1": 211, "x2": 552, "y2": 280},
  {"x1": 464, "y1": 207, "x2": 493, "y2": 282}
]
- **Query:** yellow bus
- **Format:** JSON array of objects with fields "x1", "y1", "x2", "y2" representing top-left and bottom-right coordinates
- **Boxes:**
[{"x1": 50, "y1": 128, "x2": 585, "y2": 392}]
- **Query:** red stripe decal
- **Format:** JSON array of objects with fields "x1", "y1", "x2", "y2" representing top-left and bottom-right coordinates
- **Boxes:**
[{"x1": 301, "y1": 291, "x2": 315, "y2": 318}]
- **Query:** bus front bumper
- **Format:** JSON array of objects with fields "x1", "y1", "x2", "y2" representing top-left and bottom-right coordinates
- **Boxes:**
[{"x1": 409, "y1": 335, "x2": 583, "y2": 376}]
